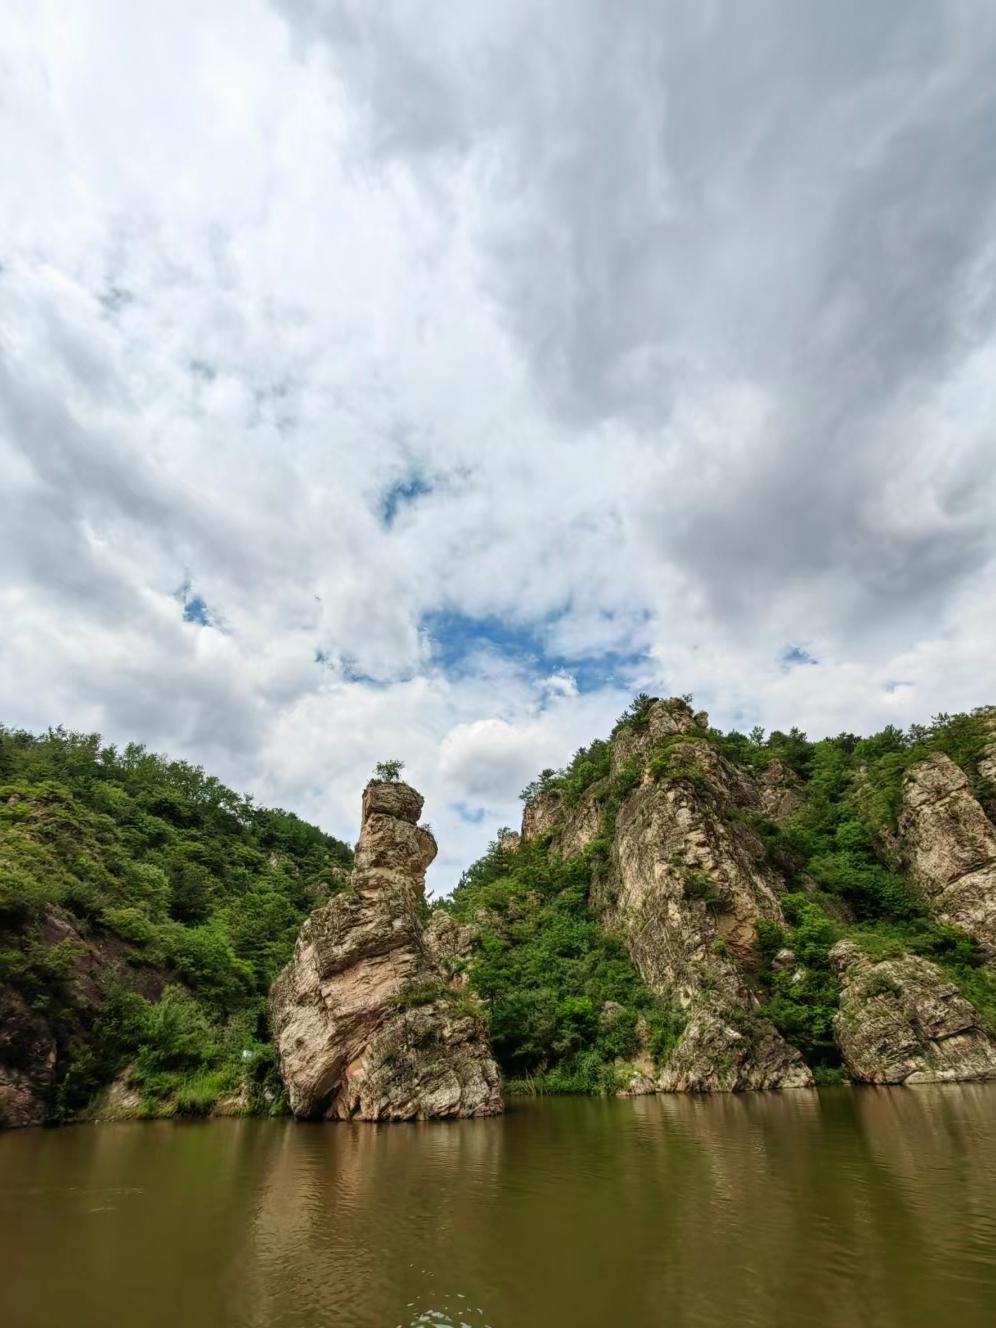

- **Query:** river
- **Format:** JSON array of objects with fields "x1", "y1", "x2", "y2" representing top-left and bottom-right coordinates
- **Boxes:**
[{"x1": 2, "y1": 1086, "x2": 996, "y2": 1327}]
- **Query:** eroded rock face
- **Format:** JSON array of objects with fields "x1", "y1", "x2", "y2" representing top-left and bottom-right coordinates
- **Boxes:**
[
  {"x1": 609, "y1": 698, "x2": 705, "y2": 775},
  {"x1": 899, "y1": 753, "x2": 996, "y2": 959},
  {"x1": 599, "y1": 701, "x2": 812, "y2": 1091},
  {"x1": 831, "y1": 941, "x2": 996, "y2": 1084},
  {"x1": 757, "y1": 760, "x2": 806, "y2": 823},
  {"x1": 270, "y1": 781, "x2": 502, "y2": 1121},
  {"x1": 657, "y1": 998, "x2": 814, "y2": 1093},
  {"x1": 521, "y1": 788, "x2": 564, "y2": 842},
  {"x1": 0, "y1": 988, "x2": 57, "y2": 1128},
  {"x1": 423, "y1": 910, "x2": 477, "y2": 987}
]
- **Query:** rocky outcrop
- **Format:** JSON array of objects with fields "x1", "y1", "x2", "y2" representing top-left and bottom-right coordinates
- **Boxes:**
[
  {"x1": 609, "y1": 697, "x2": 708, "y2": 774},
  {"x1": 899, "y1": 752, "x2": 996, "y2": 959},
  {"x1": 0, "y1": 988, "x2": 57, "y2": 1128},
  {"x1": 521, "y1": 788, "x2": 564, "y2": 842},
  {"x1": 831, "y1": 941, "x2": 996, "y2": 1084},
  {"x1": 603, "y1": 728, "x2": 812, "y2": 1090},
  {"x1": 520, "y1": 697, "x2": 812, "y2": 1092},
  {"x1": 757, "y1": 759, "x2": 805, "y2": 823},
  {"x1": 423, "y1": 909, "x2": 477, "y2": 987},
  {"x1": 270, "y1": 781, "x2": 502, "y2": 1121},
  {"x1": 657, "y1": 997, "x2": 813, "y2": 1092}
]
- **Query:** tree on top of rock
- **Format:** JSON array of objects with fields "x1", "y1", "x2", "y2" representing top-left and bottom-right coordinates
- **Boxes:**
[{"x1": 373, "y1": 759, "x2": 405, "y2": 783}]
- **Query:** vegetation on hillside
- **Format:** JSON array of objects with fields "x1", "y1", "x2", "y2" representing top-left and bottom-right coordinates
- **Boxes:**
[
  {"x1": 455, "y1": 701, "x2": 996, "y2": 1090},
  {"x1": 3, "y1": 700, "x2": 994, "y2": 1116},
  {"x1": 446, "y1": 835, "x2": 684, "y2": 1094},
  {"x1": 0, "y1": 725, "x2": 351, "y2": 1120}
]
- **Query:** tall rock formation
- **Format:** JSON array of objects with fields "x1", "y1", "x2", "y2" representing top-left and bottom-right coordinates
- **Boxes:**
[
  {"x1": 270, "y1": 781, "x2": 503, "y2": 1121},
  {"x1": 831, "y1": 940, "x2": 996, "y2": 1084},
  {"x1": 899, "y1": 752, "x2": 996, "y2": 959},
  {"x1": 522, "y1": 699, "x2": 813, "y2": 1091}
]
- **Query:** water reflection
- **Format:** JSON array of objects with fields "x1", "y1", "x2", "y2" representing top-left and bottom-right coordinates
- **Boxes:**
[{"x1": 2, "y1": 1088, "x2": 996, "y2": 1328}]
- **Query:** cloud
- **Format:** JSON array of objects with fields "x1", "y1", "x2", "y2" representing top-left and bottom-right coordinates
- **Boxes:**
[{"x1": 1, "y1": 0, "x2": 994, "y2": 890}]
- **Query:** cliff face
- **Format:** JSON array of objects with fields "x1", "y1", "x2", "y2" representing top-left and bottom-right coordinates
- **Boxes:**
[
  {"x1": 831, "y1": 941, "x2": 996, "y2": 1084},
  {"x1": 522, "y1": 700, "x2": 812, "y2": 1091},
  {"x1": 270, "y1": 781, "x2": 502, "y2": 1121},
  {"x1": 899, "y1": 752, "x2": 996, "y2": 959},
  {"x1": 512, "y1": 698, "x2": 996, "y2": 1093}
]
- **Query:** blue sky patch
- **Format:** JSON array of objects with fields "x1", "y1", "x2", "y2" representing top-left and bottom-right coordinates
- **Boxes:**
[
  {"x1": 781, "y1": 644, "x2": 818, "y2": 667},
  {"x1": 175, "y1": 578, "x2": 217, "y2": 628},
  {"x1": 381, "y1": 473, "x2": 433, "y2": 526},
  {"x1": 422, "y1": 609, "x2": 645, "y2": 694},
  {"x1": 452, "y1": 801, "x2": 487, "y2": 824}
]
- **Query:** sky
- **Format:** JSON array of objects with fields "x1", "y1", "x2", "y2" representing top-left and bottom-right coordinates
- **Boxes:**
[{"x1": 2, "y1": 1, "x2": 995, "y2": 892}]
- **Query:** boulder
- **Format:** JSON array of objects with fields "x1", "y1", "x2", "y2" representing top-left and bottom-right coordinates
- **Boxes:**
[
  {"x1": 831, "y1": 940, "x2": 996, "y2": 1084},
  {"x1": 270, "y1": 781, "x2": 502, "y2": 1121}
]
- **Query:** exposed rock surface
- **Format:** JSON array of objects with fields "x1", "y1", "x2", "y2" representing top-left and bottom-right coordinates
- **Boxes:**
[
  {"x1": 423, "y1": 909, "x2": 478, "y2": 987},
  {"x1": 270, "y1": 781, "x2": 502, "y2": 1121},
  {"x1": 520, "y1": 788, "x2": 564, "y2": 842},
  {"x1": 609, "y1": 697, "x2": 708, "y2": 774},
  {"x1": 831, "y1": 941, "x2": 996, "y2": 1084},
  {"x1": 0, "y1": 987, "x2": 57, "y2": 1128},
  {"x1": 657, "y1": 997, "x2": 813, "y2": 1092},
  {"x1": 899, "y1": 752, "x2": 996, "y2": 959},
  {"x1": 520, "y1": 698, "x2": 812, "y2": 1092},
  {"x1": 757, "y1": 760, "x2": 806, "y2": 823}
]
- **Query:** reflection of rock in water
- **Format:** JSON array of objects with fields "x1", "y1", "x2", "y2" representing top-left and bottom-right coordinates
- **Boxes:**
[
  {"x1": 853, "y1": 1084, "x2": 996, "y2": 1253},
  {"x1": 230, "y1": 1091, "x2": 996, "y2": 1328},
  {"x1": 234, "y1": 1118, "x2": 506, "y2": 1328}
]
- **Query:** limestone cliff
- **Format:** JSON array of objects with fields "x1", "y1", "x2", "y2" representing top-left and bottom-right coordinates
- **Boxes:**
[
  {"x1": 899, "y1": 752, "x2": 996, "y2": 959},
  {"x1": 831, "y1": 941, "x2": 996, "y2": 1084},
  {"x1": 522, "y1": 699, "x2": 813, "y2": 1091},
  {"x1": 270, "y1": 781, "x2": 502, "y2": 1120}
]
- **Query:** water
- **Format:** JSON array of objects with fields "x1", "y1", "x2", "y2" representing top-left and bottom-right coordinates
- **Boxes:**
[{"x1": 2, "y1": 1087, "x2": 996, "y2": 1328}]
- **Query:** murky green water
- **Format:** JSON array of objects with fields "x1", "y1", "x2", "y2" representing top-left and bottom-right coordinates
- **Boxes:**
[{"x1": 2, "y1": 1087, "x2": 996, "y2": 1327}]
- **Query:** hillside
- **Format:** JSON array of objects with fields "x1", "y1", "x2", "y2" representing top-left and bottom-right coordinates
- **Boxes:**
[
  {"x1": 4, "y1": 700, "x2": 996, "y2": 1127},
  {"x1": 0, "y1": 726, "x2": 351, "y2": 1126},
  {"x1": 445, "y1": 698, "x2": 996, "y2": 1091}
]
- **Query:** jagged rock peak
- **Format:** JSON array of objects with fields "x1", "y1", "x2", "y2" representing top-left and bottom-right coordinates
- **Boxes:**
[
  {"x1": 831, "y1": 940, "x2": 996, "y2": 1084},
  {"x1": 610, "y1": 696, "x2": 708, "y2": 774},
  {"x1": 270, "y1": 780, "x2": 502, "y2": 1121}
]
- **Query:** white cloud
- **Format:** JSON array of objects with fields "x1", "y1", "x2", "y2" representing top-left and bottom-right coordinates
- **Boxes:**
[{"x1": 1, "y1": 0, "x2": 995, "y2": 891}]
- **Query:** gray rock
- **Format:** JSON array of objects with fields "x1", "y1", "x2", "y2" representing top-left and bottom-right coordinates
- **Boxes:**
[
  {"x1": 270, "y1": 782, "x2": 502, "y2": 1121},
  {"x1": 831, "y1": 940, "x2": 996, "y2": 1084},
  {"x1": 899, "y1": 752, "x2": 996, "y2": 958}
]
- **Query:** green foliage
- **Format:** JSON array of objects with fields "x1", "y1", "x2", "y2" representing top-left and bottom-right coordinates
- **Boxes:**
[
  {"x1": 756, "y1": 900, "x2": 841, "y2": 1067},
  {"x1": 449, "y1": 835, "x2": 683, "y2": 1090},
  {"x1": 683, "y1": 870, "x2": 725, "y2": 910},
  {"x1": 373, "y1": 759, "x2": 405, "y2": 783},
  {"x1": 0, "y1": 724, "x2": 352, "y2": 1119},
  {"x1": 463, "y1": 700, "x2": 996, "y2": 1090},
  {"x1": 611, "y1": 693, "x2": 654, "y2": 736},
  {"x1": 519, "y1": 741, "x2": 612, "y2": 811}
]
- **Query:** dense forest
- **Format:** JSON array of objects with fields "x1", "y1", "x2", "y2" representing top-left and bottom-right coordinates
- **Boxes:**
[{"x1": 0, "y1": 726, "x2": 351, "y2": 1122}]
